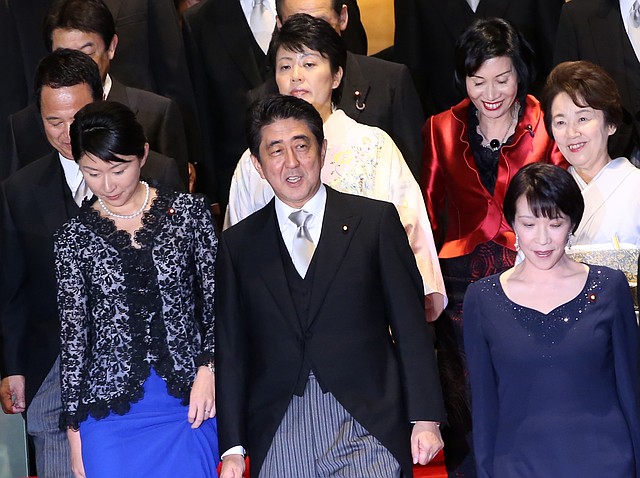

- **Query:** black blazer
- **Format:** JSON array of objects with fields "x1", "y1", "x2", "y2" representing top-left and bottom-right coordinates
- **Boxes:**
[
  {"x1": 0, "y1": 151, "x2": 184, "y2": 405},
  {"x1": 103, "y1": 0, "x2": 201, "y2": 165},
  {"x1": 554, "y1": 0, "x2": 640, "y2": 159},
  {"x1": 248, "y1": 52, "x2": 424, "y2": 178},
  {"x1": 393, "y1": 0, "x2": 564, "y2": 117},
  {"x1": 216, "y1": 187, "x2": 445, "y2": 478},
  {"x1": 5, "y1": 83, "x2": 189, "y2": 186},
  {"x1": 181, "y1": 0, "x2": 369, "y2": 205},
  {"x1": 1, "y1": 0, "x2": 197, "y2": 122}
]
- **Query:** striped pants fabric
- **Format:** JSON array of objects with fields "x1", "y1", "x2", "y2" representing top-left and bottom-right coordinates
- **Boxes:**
[
  {"x1": 26, "y1": 356, "x2": 74, "y2": 478},
  {"x1": 259, "y1": 373, "x2": 402, "y2": 478}
]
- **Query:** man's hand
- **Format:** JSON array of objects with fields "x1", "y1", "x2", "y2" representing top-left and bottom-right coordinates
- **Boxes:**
[
  {"x1": 0, "y1": 375, "x2": 26, "y2": 414},
  {"x1": 219, "y1": 454, "x2": 245, "y2": 478},
  {"x1": 410, "y1": 420, "x2": 443, "y2": 465}
]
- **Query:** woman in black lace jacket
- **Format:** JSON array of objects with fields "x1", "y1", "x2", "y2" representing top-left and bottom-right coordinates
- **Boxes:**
[{"x1": 54, "y1": 101, "x2": 218, "y2": 478}]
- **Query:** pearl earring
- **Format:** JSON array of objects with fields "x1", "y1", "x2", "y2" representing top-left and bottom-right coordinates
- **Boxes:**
[
  {"x1": 567, "y1": 233, "x2": 574, "y2": 249},
  {"x1": 514, "y1": 234, "x2": 520, "y2": 251}
]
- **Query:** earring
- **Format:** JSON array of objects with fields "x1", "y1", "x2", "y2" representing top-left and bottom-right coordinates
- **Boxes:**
[
  {"x1": 567, "y1": 233, "x2": 574, "y2": 249},
  {"x1": 514, "y1": 234, "x2": 520, "y2": 251}
]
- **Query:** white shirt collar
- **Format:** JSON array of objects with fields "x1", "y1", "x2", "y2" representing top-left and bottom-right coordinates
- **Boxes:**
[
  {"x1": 58, "y1": 152, "x2": 83, "y2": 192},
  {"x1": 275, "y1": 183, "x2": 327, "y2": 247},
  {"x1": 103, "y1": 73, "x2": 112, "y2": 100}
]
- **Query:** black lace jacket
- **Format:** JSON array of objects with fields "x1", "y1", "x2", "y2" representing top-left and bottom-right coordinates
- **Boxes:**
[{"x1": 54, "y1": 190, "x2": 217, "y2": 429}]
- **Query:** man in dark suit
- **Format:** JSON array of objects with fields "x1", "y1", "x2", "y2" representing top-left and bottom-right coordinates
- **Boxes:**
[
  {"x1": 554, "y1": 0, "x2": 640, "y2": 160},
  {"x1": 4, "y1": 0, "x2": 190, "y2": 187},
  {"x1": 1, "y1": 0, "x2": 196, "y2": 129},
  {"x1": 393, "y1": 0, "x2": 564, "y2": 118},
  {"x1": 216, "y1": 95, "x2": 445, "y2": 478},
  {"x1": 246, "y1": 0, "x2": 425, "y2": 178},
  {"x1": 0, "y1": 49, "x2": 183, "y2": 478},
  {"x1": 181, "y1": 0, "x2": 367, "y2": 207}
]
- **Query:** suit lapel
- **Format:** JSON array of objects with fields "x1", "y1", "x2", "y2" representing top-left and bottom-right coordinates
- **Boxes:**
[
  {"x1": 253, "y1": 202, "x2": 305, "y2": 334},
  {"x1": 107, "y1": 78, "x2": 137, "y2": 112},
  {"x1": 476, "y1": 0, "x2": 512, "y2": 17},
  {"x1": 340, "y1": 53, "x2": 370, "y2": 121},
  {"x1": 215, "y1": 0, "x2": 266, "y2": 87},
  {"x1": 307, "y1": 188, "x2": 361, "y2": 327},
  {"x1": 32, "y1": 153, "x2": 75, "y2": 234},
  {"x1": 590, "y1": 2, "x2": 635, "y2": 103}
]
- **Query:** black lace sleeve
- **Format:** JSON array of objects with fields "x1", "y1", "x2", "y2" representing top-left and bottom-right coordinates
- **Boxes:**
[
  {"x1": 54, "y1": 221, "x2": 89, "y2": 430},
  {"x1": 191, "y1": 194, "x2": 218, "y2": 367}
]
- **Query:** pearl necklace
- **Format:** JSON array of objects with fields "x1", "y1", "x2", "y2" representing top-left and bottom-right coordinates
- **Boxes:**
[
  {"x1": 477, "y1": 101, "x2": 520, "y2": 152},
  {"x1": 98, "y1": 181, "x2": 150, "y2": 219}
]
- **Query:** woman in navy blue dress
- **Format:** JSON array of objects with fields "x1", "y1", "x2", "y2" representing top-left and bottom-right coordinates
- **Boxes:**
[
  {"x1": 55, "y1": 101, "x2": 219, "y2": 477},
  {"x1": 464, "y1": 163, "x2": 640, "y2": 477}
]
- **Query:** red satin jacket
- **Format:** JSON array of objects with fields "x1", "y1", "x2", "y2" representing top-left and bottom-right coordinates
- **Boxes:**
[{"x1": 421, "y1": 95, "x2": 567, "y2": 259}]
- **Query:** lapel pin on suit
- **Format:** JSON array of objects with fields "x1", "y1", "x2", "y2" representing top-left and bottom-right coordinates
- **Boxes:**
[
  {"x1": 342, "y1": 224, "x2": 349, "y2": 233},
  {"x1": 354, "y1": 86, "x2": 371, "y2": 111}
]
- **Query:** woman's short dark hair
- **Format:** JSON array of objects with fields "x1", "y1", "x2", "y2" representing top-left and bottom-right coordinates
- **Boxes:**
[
  {"x1": 246, "y1": 95, "x2": 324, "y2": 160},
  {"x1": 70, "y1": 101, "x2": 147, "y2": 163},
  {"x1": 504, "y1": 163, "x2": 584, "y2": 233},
  {"x1": 540, "y1": 61, "x2": 623, "y2": 139},
  {"x1": 454, "y1": 17, "x2": 535, "y2": 104},
  {"x1": 269, "y1": 13, "x2": 347, "y2": 104}
]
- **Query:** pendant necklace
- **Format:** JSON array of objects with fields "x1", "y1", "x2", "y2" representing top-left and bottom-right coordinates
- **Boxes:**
[{"x1": 477, "y1": 102, "x2": 520, "y2": 152}]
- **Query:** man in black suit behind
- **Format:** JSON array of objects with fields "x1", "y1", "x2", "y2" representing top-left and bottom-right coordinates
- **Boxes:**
[
  {"x1": 216, "y1": 95, "x2": 445, "y2": 478},
  {"x1": 0, "y1": 49, "x2": 183, "y2": 478},
  {"x1": 5, "y1": 0, "x2": 190, "y2": 187},
  {"x1": 554, "y1": 0, "x2": 640, "y2": 161}
]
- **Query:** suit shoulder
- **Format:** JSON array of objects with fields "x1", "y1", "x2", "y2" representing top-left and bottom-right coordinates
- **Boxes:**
[
  {"x1": 349, "y1": 53, "x2": 409, "y2": 81},
  {"x1": 3, "y1": 154, "x2": 54, "y2": 192},
  {"x1": 9, "y1": 103, "x2": 37, "y2": 124},
  {"x1": 182, "y1": 0, "x2": 220, "y2": 26},
  {"x1": 328, "y1": 187, "x2": 396, "y2": 214},
  {"x1": 223, "y1": 203, "x2": 272, "y2": 240},
  {"x1": 561, "y1": 0, "x2": 601, "y2": 19},
  {"x1": 125, "y1": 85, "x2": 173, "y2": 106}
]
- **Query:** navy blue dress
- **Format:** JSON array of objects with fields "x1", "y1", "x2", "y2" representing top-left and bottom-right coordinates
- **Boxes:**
[{"x1": 464, "y1": 266, "x2": 640, "y2": 477}]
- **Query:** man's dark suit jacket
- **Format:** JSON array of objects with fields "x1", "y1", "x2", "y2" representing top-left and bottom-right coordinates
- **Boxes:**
[
  {"x1": 5, "y1": 81, "x2": 189, "y2": 186},
  {"x1": 181, "y1": 0, "x2": 368, "y2": 205},
  {"x1": 554, "y1": 0, "x2": 640, "y2": 159},
  {"x1": 393, "y1": 0, "x2": 564, "y2": 118},
  {"x1": 0, "y1": 151, "x2": 184, "y2": 405},
  {"x1": 1, "y1": 0, "x2": 197, "y2": 125},
  {"x1": 248, "y1": 52, "x2": 424, "y2": 178},
  {"x1": 216, "y1": 187, "x2": 445, "y2": 478}
]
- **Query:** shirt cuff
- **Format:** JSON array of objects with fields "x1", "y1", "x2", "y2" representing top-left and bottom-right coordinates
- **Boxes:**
[{"x1": 221, "y1": 446, "x2": 246, "y2": 459}]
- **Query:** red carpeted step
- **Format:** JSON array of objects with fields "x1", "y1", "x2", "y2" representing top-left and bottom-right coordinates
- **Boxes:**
[
  {"x1": 217, "y1": 450, "x2": 448, "y2": 477},
  {"x1": 413, "y1": 450, "x2": 447, "y2": 478}
]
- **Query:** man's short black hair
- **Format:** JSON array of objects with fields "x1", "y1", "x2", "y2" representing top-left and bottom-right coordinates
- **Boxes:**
[
  {"x1": 34, "y1": 49, "x2": 103, "y2": 111},
  {"x1": 44, "y1": 0, "x2": 115, "y2": 52},
  {"x1": 247, "y1": 95, "x2": 324, "y2": 161}
]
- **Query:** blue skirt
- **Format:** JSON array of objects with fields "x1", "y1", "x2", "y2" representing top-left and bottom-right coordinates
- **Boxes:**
[{"x1": 80, "y1": 368, "x2": 219, "y2": 477}]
